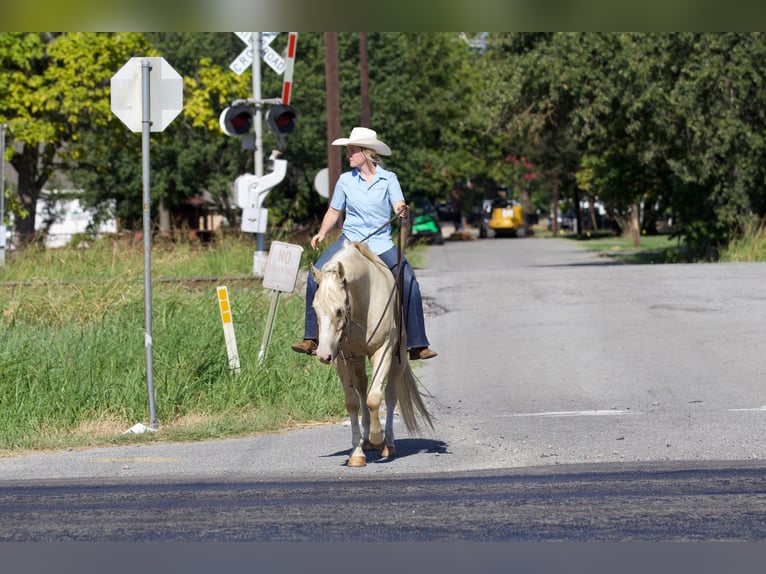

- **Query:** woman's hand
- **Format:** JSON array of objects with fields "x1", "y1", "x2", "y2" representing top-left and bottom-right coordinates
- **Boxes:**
[
  {"x1": 310, "y1": 232, "x2": 325, "y2": 250},
  {"x1": 396, "y1": 202, "x2": 409, "y2": 219}
]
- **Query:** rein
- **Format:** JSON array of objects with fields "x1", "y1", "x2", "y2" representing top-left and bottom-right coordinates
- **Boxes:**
[
  {"x1": 357, "y1": 212, "x2": 399, "y2": 244},
  {"x1": 395, "y1": 217, "x2": 407, "y2": 360}
]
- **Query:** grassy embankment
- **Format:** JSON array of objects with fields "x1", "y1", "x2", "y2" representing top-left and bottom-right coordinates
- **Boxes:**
[{"x1": 0, "y1": 233, "x2": 344, "y2": 454}]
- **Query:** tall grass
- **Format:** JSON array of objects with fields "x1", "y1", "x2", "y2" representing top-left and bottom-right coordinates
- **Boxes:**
[
  {"x1": 0, "y1": 234, "x2": 343, "y2": 452},
  {"x1": 719, "y1": 221, "x2": 766, "y2": 262}
]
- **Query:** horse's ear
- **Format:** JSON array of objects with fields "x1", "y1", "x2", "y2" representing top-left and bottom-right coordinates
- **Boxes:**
[
  {"x1": 336, "y1": 261, "x2": 345, "y2": 281},
  {"x1": 310, "y1": 263, "x2": 322, "y2": 283}
]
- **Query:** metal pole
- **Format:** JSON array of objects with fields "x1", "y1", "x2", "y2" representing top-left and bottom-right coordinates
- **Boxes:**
[
  {"x1": 258, "y1": 290, "x2": 281, "y2": 365},
  {"x1": 253, "y1": 32, "x2": 264, "y2": 180},
  {"x1": 141, "y1": 59, "x2": 158, "y2": 429},
  {"x1": 0, "y1": 123, "x2": 6, "y2": 267},
  {"x1": 252, "y1": 32, "x2": 268, "y2": 276}
]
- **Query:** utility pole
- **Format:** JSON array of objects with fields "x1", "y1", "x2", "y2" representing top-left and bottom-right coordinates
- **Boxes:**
[
  {"x1": 359, "y1": 33, "x2": 371, "y2": 128},
  {"x1": 324, "y1": 32, "x2": 342, "y2": 204}
]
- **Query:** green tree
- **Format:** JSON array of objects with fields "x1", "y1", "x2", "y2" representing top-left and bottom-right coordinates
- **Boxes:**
[
  {"x1": 0, "y1": 33, "x2": 524, "y2": 243},
  {"x1": 656, "y1": 33, "x2": 766, "y2": 257},
  {"x1": 481, "y1": 33, "x2": 583, "y2": 233},
  {"x1": 562, "y1": 33, "x2": 668, "y2": 241},
  {"x1": 67, "y1": 33, "x2": 253, "y2": 232},
  {"x1": 184, "y1": 33, "x2": 483, "y2": 228},
  {"x1": 0, "y1": 32, "x2": 153, "y2": 243},
  {"x1": 474, "y1": 32, "x2": 766, "y2": 258}
]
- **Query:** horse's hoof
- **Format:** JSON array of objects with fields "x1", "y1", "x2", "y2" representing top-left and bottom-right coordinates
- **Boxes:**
[
  {"x1": 380, "y1": 445, "x2": 396, "y2": 458},
  {"x1": 348, "y1": 455, "x2": 367, "y2": 467}
]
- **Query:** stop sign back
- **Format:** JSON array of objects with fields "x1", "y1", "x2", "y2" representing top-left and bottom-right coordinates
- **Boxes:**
[{"x1": 111, "y1": 57, "x2": 183, "y2": 132}]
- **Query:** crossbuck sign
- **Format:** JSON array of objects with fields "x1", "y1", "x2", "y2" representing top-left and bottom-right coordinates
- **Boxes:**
[{"x1": 230, "y1": 32, "x2": 285, "y2": 75}]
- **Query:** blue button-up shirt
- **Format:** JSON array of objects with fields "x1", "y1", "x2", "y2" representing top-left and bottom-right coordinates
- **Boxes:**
[{"x1": 330, "y1": 165, "x2": 405, "y2": 255}]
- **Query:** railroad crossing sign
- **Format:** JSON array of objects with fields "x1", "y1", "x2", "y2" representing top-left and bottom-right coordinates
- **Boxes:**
[{"x1": 230, "y1": 32, "x2": 284, "y2": 75}]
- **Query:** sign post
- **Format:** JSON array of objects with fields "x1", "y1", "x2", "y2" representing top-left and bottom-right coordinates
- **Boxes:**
[
  {"x1": 258, "y1": 241, "x2": 304, "y2": 364},
  {"x1": 0, "y1": 123, "x2": 7, "y2": 267},
  {"x1": 111, "y1": 57, "x2": 183, "y2": 431},
  {"x1": 217, "y1": 286, "x2": 241, "y2": 374}
]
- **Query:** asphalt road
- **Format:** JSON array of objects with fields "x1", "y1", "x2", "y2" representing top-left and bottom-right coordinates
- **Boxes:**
[
  {"x1": 2, "y1": 236, "x2": 766, "y2": 551},
  {"x1": 2, "y1": 463, "x2": 766, "y2": 542}
]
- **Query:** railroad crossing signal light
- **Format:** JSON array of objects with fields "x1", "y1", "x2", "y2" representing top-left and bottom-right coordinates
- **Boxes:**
[
  {"x1": 219, "y1": 104, "x2": 254, "y2": 136},
  {"x1": 266, "y1": 104, "x2": 297, "y2": 136}
]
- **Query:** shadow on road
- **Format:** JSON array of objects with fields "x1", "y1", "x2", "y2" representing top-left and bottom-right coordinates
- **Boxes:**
[{"x1": 324, "y1": 438, "x2": 450, "y2": 465}]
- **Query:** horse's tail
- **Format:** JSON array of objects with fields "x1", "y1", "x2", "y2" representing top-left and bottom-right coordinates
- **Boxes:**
[{"x1": 395, "y1": 359, "x2": 435, "y2": 435}]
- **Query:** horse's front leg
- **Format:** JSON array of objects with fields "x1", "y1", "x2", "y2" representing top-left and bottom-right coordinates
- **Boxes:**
[
  {"x1": 336, "y1": 357, "x2": 368, "y2": 467},
  {"x1": 366, "y1": 347, "x2": 391, "y2": 449}
]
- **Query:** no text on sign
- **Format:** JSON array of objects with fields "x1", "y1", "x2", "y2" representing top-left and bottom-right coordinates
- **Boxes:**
[
  {"x1": 262, "y1": 241, "x2": 303, "y2": 293},
  {"x1": 110, "y1": 57, "x2": 183, "y2": 133}
]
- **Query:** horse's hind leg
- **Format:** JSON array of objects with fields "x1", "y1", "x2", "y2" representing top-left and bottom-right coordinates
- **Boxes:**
[{"x1": 380, "y1": 362, "x2": 399, "y2": 458}]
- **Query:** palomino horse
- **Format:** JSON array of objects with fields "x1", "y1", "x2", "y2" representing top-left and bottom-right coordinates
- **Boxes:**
[{"x1": 311, "y1": 240, "x2": 434, "y2": 466}]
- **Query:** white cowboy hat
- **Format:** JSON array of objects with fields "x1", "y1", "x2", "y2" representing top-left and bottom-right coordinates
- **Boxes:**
[{"x1": 331, "y1": 127, "x2": 392, "y2": 156}]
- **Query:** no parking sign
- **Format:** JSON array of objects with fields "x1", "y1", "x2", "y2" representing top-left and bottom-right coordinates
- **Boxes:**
[
  {"x1": 259, "y1": 241, "x2": 304, "y2": 365},
  {"x1": 262, "y1": 241, "x2": 304, "y2": 293}
]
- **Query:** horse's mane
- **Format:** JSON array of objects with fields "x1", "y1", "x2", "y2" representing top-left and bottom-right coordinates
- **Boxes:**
[
  {"x1": 348, "y1": 241, "x2": 391, "y2": 274},
  {"x1": 326, "y1": 241, "x2": 390, "y2": 278}
]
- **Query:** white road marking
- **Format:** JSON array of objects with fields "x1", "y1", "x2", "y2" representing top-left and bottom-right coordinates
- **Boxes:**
[{"x1": 497, "y1": 409, "x2": 640, "y2": 418}]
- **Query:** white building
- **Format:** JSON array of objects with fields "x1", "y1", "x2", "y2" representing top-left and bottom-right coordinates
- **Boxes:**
[{"x1": 35, "y1": 190, "x2": 117, "y2": 248}]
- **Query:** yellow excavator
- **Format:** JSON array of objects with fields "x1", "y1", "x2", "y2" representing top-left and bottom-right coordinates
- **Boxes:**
[{"x1": 481, "y1": 189, "x2": 526, "y2": 238}]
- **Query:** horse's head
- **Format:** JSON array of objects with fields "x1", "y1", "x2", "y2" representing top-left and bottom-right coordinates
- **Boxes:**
[{"x1": 311, "y1": 260, "x2": 351, "y2": 364}]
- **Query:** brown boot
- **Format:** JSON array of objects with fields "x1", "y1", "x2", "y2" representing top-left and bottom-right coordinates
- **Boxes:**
[
  {"x1": 408, "y1": 347, "x2": 438, "y2": 361},
  {"x1": 291, "y1": 339, "x2": 317, "y2": 355}
]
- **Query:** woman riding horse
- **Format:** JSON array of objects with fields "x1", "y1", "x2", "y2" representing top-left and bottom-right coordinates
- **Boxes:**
[
  {"x1": 291, "y1": 126, "x2": 437, "y2": 362},
  {"x1": 311, "y1": 240, "x2": 435, "y2": 465}
]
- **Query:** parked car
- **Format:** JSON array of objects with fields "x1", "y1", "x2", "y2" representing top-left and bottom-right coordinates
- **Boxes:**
[{"x1": 547, "y1": 212, "x2": 577, "y2": 232}]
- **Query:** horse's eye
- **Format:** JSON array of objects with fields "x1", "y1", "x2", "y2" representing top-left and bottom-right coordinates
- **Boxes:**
[{"x1": 335, "y1": 308, "x2": 343, "y2": 318}]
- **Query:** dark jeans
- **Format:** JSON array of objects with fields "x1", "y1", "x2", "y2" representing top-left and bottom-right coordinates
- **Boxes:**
[{"x1": 302, "y1": 236, "x2": 431, "y2": 349}]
